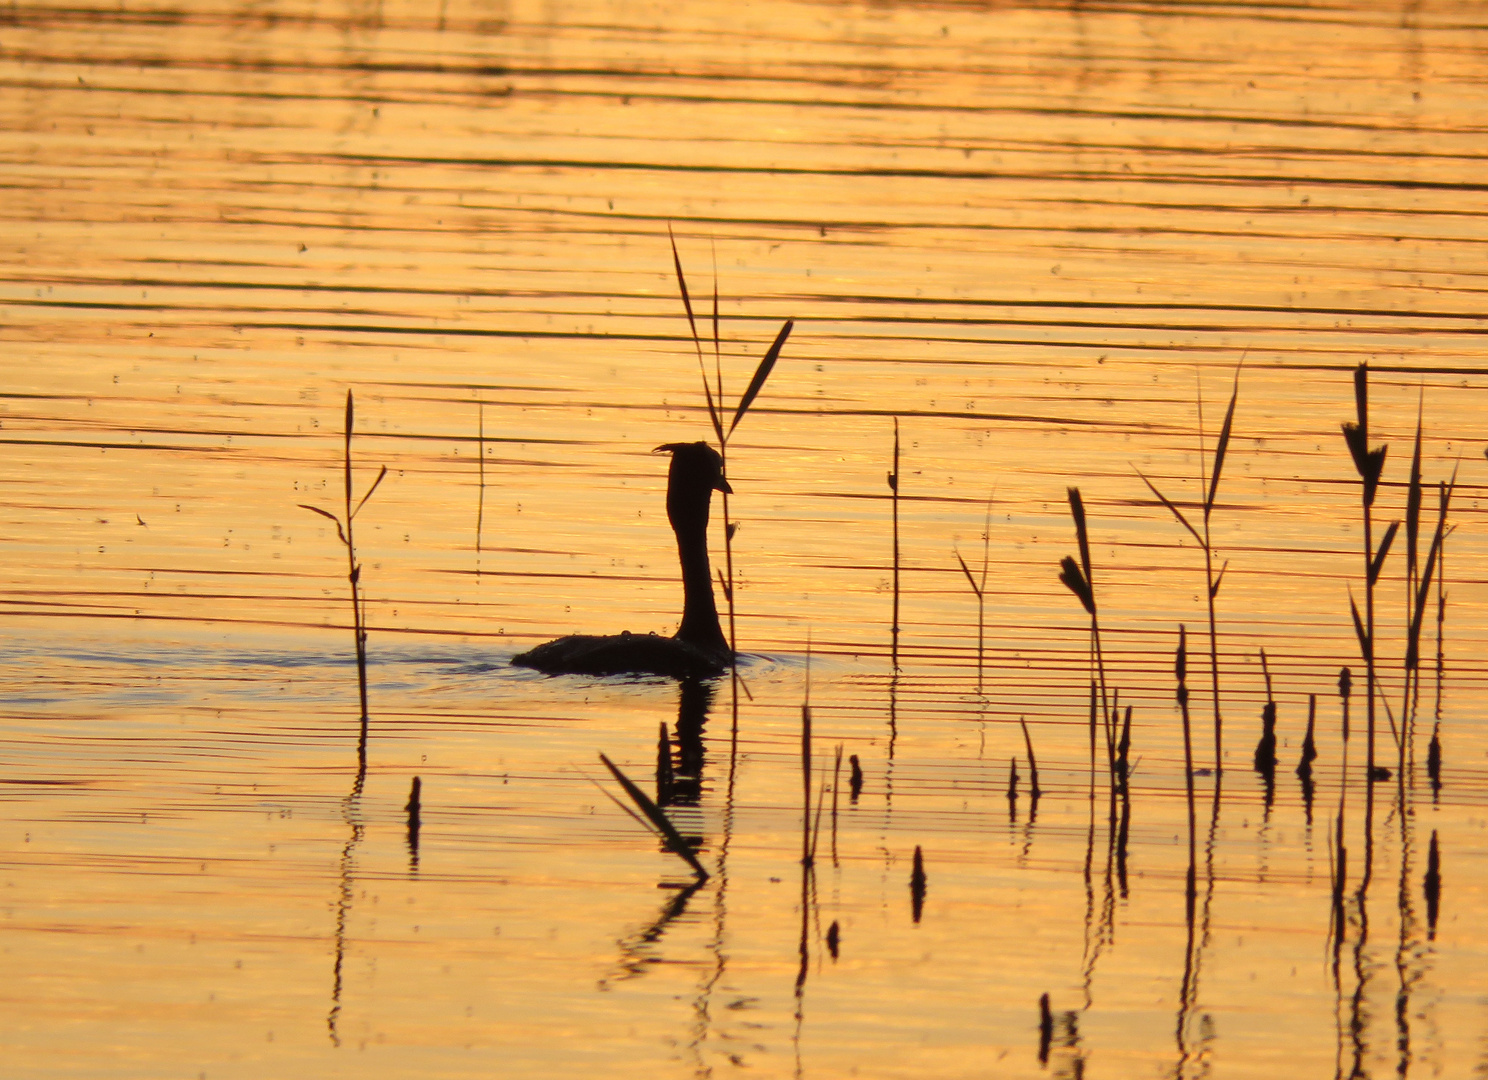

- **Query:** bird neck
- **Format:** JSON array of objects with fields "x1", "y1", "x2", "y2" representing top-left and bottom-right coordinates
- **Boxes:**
[{"x1": 672, "y1": 501, "x2": 729, "y2": 655}]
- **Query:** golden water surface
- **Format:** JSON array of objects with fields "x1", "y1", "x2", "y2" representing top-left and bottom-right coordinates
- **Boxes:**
[{"x1": 2, "y1": 0, "x2": 1487, "y2": 1076}]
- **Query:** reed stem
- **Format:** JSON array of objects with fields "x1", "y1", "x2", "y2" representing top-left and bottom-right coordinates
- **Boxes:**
[{"x1": 890, "y1": 417, "x2": 901, "y2": 672}]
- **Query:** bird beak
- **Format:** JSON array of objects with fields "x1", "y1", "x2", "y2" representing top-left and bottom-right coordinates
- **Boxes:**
[{"x1": 716, "y1": 475, "x2": 733, "y2": 494}]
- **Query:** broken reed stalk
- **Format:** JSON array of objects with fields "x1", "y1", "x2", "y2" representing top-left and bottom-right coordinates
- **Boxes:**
[
  {"x1": 1019, "y1": 717, "x2": 1042, "y2": 800},
  {"x1": 889, "y1": 417, "x2": 901, "y2": 671},
  {"x1": 668, "y1": 226, "x2": 794, "y2": 658},
  {"x1": 953, "y1": 489, "x2": 996, "y2": 695},
  {"x1": 298, "y1": 390, "x2": 387, "y2": 727},
  {"x1": 1114, "y1": 705, "x2": 1132, "y2": 792},
  {"x1": 1058, "y1": 487, "x2": 1113, "y2": 774},
  {"x1": 1136, "y1": 365, "x2": 1238, "y2": 773},
  {"x1": 1298, "y1": 694, "x2": 1317, "y2": 780},
  {"x1": 1341, "y1": 362, "x2": 1397, "y2": 788},
  {"x1": 1253, "y1": 648, "x2": 1278, "y2": 776},
  {"x1": 598, "y1": 752, "x2": 709, "y2": 881}
]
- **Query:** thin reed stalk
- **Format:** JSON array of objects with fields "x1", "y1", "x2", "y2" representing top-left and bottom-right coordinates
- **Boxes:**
[
  {"x1": 1252, "y1": 648, "x2": 1278, "y2": 778},
  {"x1": 953, "y1": 490, "x2": 996, "y2": 695},
  {"x1": 1137, "y1": 365, "x2": 1238, "y2": 773},
  {"x1": 830, "y1": 744, "x2": 843, "y2": 867},
  {"x1": 890, "y1": 418, "x2": 901, "y2": 671},
  {"x1": 1401, "y1": 468, "x2": 1455, "y2": 778},
  {"x1": 1177, "y1": 626, "x2": 1196, "y2": 905},
  {"x1": 801, "y1": 690, "x2": 814, "y2": 868},
  {"x1": 1434, "y1": 505, "x2": 1448, "y2": 724},
  {"x1": 298, "y1": 390, "x2": 387, "y2": 730},
  {"x1": 1403, "y1": 394, "x2": 1423, "y2": 723},
  {"x1": 475, "y1": 399, "x2": 486, "y2": 560},
  {"x1": 1019, "y1": 717, "x2": 1042, "y2": 801}
]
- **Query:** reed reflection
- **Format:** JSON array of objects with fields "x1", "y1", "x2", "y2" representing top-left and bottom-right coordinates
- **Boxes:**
[
  {"x1": 604, "y1": 877, "x2": 708, "y2": 987},
  {"x1": 405, "y1": 775, "x2": 421, "y2": 874},
  {"x1": 327, "y1": 738, "x2": 368, "y2": 1047},
  {"x1": 1299, "y1": 694, "x2": 1319, "y2": 826}
]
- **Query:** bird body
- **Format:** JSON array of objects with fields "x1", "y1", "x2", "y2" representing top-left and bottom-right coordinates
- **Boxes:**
[
  {"x1": 512, "y1": 442, "x2": 734, "y2": 679},
  {"x1": 511, "y1": 630, "x2": 728, "y2": 679}
]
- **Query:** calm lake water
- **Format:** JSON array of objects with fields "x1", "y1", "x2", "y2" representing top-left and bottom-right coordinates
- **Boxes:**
[{"x1": 3, "y1": 0, "x2": 1488, "y2": 1076}]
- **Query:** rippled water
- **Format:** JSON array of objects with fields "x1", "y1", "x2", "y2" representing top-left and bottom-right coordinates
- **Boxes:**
[{"x1": 3, "y1": 0, "x2": 1488, "y2": 1076}]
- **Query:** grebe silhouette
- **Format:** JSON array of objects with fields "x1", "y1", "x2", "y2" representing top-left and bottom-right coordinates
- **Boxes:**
[{"x1": 512, "y1": 441, "x2": 733, "y2": 678}]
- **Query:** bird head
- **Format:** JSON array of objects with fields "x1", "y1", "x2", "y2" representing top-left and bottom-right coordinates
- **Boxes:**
[{"x1": 654, "y1": 442, "x2": 731, "y2": 494}]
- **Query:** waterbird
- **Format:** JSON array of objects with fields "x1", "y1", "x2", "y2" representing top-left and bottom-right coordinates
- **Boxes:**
[{"x1": 512, "y1": 441, "x2": 734, "y2": 678}]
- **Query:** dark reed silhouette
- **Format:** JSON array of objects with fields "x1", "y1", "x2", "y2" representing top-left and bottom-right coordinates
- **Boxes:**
[
  {"x1": 800, "y1": 680, "x2": 815, "y2": 868},
  {"x1": 954, "y1": 488, "x2": 997, "y2": 695},
  {"x1": 1297, "y1": 694, "x2": 1317, "y2": 822},
  {"x1": 909, "y1": 845, "x2": 926, "y2": 923},
  {"x1": 1251, "y1": 650, "x2": 1279, "y2": 794},
  {"x1": 1137, "y1": 365, "x2": 1239, "y2": 775},
  {"x1": 1020, "y1": 717, "x2": 1043, "y2": 803},
  {"x1": 1340, "y1": 362, "x2": 1397, "y2": 790},
  {"x1": 1253, "y1": 704, "x2": 1278, "y2": 777},
  {"x1": 1007, "y1": 756, "x2": 1019, "y2": 823},
  {"x1": 1297, "y1": 694, "x2": 1318, "y2": 780},
  {"x1": 405, "y1": 776, "x2": 421, "y2": 871},
  {"x1": 1253, "y1": 698, "x2": 1278, "y2": 808},
  {"x1": 597, "y1": 752, "x2": 710, "y2": 881},
  {"x1": 848, "y1": 754, "x2": 863, "y2": 802},
  {"x1": 1176, "y1": 626, "x2": 1197, "y2": 908},
  {"x1": 1058, "y1": 486, "x2": 1114, "y2": 774},
  {"x1": 298, "y1": 390, "x2": 387, "y2": 732},
  {"x1": 826, "y1": 920, "x2": 840, "y2": 960},
  {"x1": 1424, "y1": 830, "x2": 1440, "y2": 941},
  {"x1": 513, "y1": 442, "x2": 734, "y2": 678},
  {"x1": 829, "y1": 744, "x2": 844, "y2": 866},
  {"x1": 1402, "y1": 469, "x2": 1454, "y2": 777},
  {"x1": 1038, "y1": 993, "x2": 1053, "y2": 1064},
  {"x1": 1113, "y1": 704, "x2": 1132, "y2": 793},
  {"x1": 889, "y1": 418, "x2": 902, "y2": 671}
]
